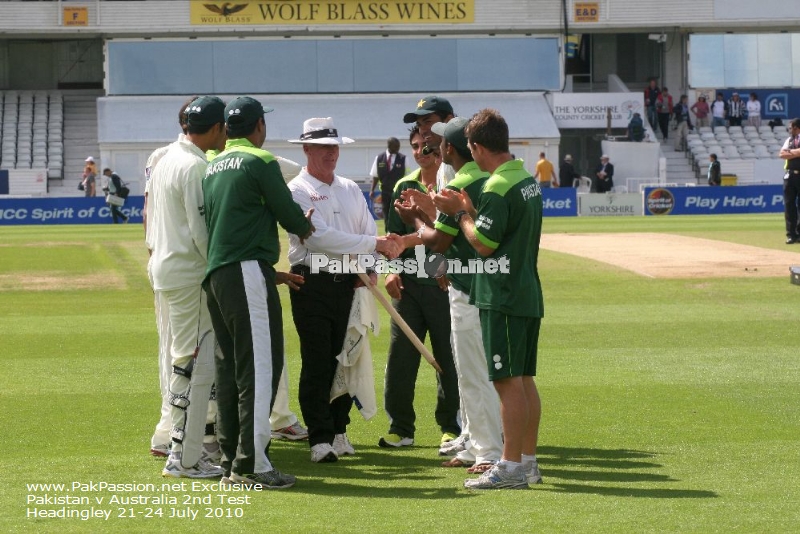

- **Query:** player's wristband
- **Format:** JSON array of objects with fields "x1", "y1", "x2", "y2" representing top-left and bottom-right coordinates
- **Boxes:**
[{"x1": 454, "y1": 210, "x2": 468, "y2": 223}]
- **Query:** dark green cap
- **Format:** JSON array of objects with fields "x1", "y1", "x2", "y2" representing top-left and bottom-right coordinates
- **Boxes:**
[
  {"x1": 403, "y1": 95, "x2": 454, "y2": 123},
  {"x1": 185, "y1": 96, "x2": 225, "y2": 127},
  {"x1": 224, "y1": 96, "x2": 274, "y2": 129},
  {"x1": 430, "y1": 117, "x2": 469, "y2": 153}
]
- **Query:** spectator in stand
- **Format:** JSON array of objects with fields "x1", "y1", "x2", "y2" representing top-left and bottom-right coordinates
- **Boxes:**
[
  {"x1": 559, "y1": 154, "x2": 580, "y2": 188},
  {"x1": 727, "y1": 92, "x2": 746, "y2": 127},
  {"x1": 746, "y1": 93, "x2": 762, "y2": 129},
  {"x1": 673, "y1": 94, "x2": 693, "y2": 152},
  {"x1": 707, "y1": 154, "x2": 721, "y2": 186},
  {"x1": 627, "y1": 112, "x2": 645, "y2": 142},
  {"x1": 711, "y1": 92, "x2": 727, "y2": 131},
  {"x1": 691, "y1": 95, "x2": 710, "y2": 129},
  {"x1": 656, "y1": 87, "x2": 673, "y2": 140},
  {"x1": 643, "y1": 78, "x2": 661, "y2": 131}
]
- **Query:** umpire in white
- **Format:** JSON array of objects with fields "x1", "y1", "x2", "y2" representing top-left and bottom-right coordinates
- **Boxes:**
[{"x1": 286, "y1": 117, "x2": 402, "y2": 463}]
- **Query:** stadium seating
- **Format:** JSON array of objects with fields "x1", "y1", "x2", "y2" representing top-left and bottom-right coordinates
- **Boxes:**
[
  {"x1": 753, "y1": 145, "x2": 772, "y2": 159},
  {"x1": 728, "y1": 125, "x2": 743, "y2": 136},
  {"x1": 685, "y1": 121, "x2": 789, "y2": 181},
  {"x1": 723, "y1": 145, "x2": 741, "y2": 159},
  {"x1": 0, "y1": 90, "x2": 64, "y2": 177}
]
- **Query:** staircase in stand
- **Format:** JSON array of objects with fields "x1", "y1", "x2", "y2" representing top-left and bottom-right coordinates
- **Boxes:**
[
  {"x1": 48, "y1": 89, "x2": 102, "y2": 197},
  {"x1": 660, "y1": 135, "x2": 698, "y2": 186}
]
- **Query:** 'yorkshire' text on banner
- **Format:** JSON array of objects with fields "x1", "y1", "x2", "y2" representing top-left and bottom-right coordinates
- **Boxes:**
[{"x1": 552, "y1": 93, "x2": 644, "y2": 129}]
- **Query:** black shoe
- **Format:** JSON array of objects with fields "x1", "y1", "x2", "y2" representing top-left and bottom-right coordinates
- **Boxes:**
[{"x1": 786, "y1": 237, "x2": 796, "y2": 245}]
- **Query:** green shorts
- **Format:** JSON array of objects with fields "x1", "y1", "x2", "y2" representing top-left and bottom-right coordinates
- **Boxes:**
[{"x1": 479, "y1": 309, "x2": 540, "y2": 380}]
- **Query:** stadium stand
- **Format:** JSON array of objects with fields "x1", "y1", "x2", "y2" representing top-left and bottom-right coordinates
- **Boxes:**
[{"x1": 0, "y1": 0, "x2": 797, "y2": 194}]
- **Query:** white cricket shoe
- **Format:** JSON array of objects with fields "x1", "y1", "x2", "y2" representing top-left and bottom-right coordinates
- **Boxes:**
[
  {"x1": 310, "y1": 443, "x2": 338, "y2": 463},
  {"x1": 333, "y1": 434, "x2": 355, "y2": 456},
  {"x1": 162, "y1": 454, "x2": 224, "y2": 479}
]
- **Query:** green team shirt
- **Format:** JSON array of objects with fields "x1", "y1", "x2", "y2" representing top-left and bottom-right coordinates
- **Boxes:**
[
  {"x1": 470, "y1": 159, "x2": 544, "y2": 317},
  {"x1": 202, "y1": 138, "x2": 311, "y2": 279},
  {"x1": 433, "y1": 161, "x2": 489, "y2": 294},
  {"x1": 387, "y1": 169, "x2": 439, "y2": 286}
]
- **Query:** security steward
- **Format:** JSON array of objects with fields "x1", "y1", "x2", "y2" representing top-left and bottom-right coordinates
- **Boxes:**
[
  {"x1": 370, "y1": 137, "x2": 407, "y2": 224},
  {"x1": 779, "y1": 118, "x2": 800, "y2": 244}
]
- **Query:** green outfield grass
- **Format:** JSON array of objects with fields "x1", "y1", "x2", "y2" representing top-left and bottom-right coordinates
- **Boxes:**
[{"x1": 1, "y1": 214, "x2": 798, "y2": 533}]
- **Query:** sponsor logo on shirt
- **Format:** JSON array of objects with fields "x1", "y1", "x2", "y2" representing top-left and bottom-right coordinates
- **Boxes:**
[{"x1": 476, "y1": 214, "x2": 493, "y2": 230}]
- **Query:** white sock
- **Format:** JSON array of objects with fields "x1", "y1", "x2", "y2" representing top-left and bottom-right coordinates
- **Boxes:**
[
  {"x1": 500, "y1": 460, "x2": 522, "y2": 470},
  {"x1": 522, "y1": 454, "x2": 537, "y2": 466}
]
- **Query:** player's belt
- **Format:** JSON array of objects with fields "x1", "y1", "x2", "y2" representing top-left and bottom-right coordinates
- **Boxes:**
[{"x1": 291, "y1": 264, "x2": 354, "y2": 283}]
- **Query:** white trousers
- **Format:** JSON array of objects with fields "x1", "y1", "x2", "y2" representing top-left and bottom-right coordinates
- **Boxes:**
[
  {"x1": 153, "y1": 292, "x2": 297, "y2": 445},
  {"x1": 151, "y1": 290, "x2": 172, "y2": 448},
  {"x1": 159, "y1": 285, "x2": 218, "y2": 451},
  {"x1": 448, "y1": 286, "x2": 502, "y2": 465}
]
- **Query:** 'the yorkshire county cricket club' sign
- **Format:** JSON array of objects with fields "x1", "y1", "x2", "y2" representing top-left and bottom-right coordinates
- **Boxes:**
[
  {"x1": 191, "y1": 1, "x2": 475, "y2": 25},
  {"x1": 551, "y1": 93, "x2": 644, "y2": 129}
]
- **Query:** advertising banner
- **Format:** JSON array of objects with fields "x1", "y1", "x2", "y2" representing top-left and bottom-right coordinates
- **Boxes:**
[
  {"x1": 190, "y1": 0, "x2": 475, "y2": 25},
  {"x1": 361, "y1": 190, "x2": 380, "y2": 220},
  {"x1": 361, "y1": 187, "x2": 577, "y2": 222},
  {"x1": 643, "y1": 185, "x2": 784, "y2": 216},
  {"x1": 552, "y1": 93, "x2": 644, "y2": 129},
  {"x1": 578, "y1": 192, "x2": 643, "y2": 216},
  {"x1": 542, "y1": 187, "x2": 578, "y2": 217},
  {"x1": 0, "y1": 196, "x2": 144, "y2": 226},
  {"x1": 0, "y1": 189, "x2": 575, "y2": 226}
]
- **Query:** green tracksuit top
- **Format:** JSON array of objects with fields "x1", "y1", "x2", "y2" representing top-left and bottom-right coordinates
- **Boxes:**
[{"x1": 203, "y1": 137, "x2": 311, "y2": 279}]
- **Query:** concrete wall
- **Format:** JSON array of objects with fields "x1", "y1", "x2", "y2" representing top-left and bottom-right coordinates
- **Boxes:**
[{"x1": 601, "y1": 139, "x2": 661, "y2": 185}]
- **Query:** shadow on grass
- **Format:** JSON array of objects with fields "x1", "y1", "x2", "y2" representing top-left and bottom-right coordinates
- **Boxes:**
[
  {"x1": 290, "y1": 480, "x2": 471, "y2": 499},
  {"x1": 538, "y1": 445, "x2": 663, "y2": 469},
  {"x1": 268, "y1": 443, "x2": 476, "y2": 499},
  {"x1": 541, "y1": 483, "x2": 717, "y2": 499},
  {"x1": 536, "y1": 446, "x2": 718, "y2": 499},
  {"x1": 264, "y1": 443, "x2": 717, "y2": 500}
]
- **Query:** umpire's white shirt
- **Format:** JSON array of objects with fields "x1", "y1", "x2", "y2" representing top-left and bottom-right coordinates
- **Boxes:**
[
  {"x1": 288, "y1": 168, "x2": 378, "y2": 268},
  {"x1": 148, "y1": 137, "x2": 209, "y2": 291}
]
